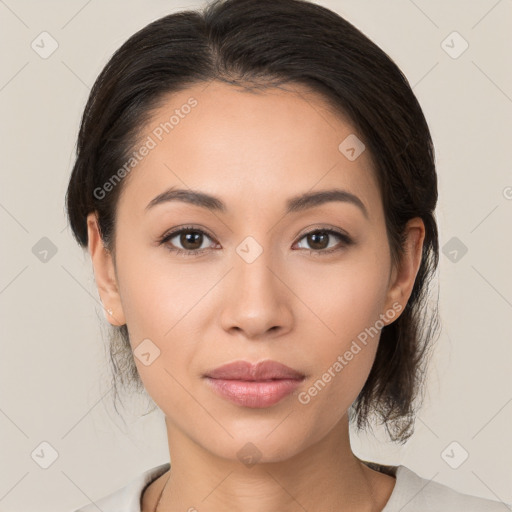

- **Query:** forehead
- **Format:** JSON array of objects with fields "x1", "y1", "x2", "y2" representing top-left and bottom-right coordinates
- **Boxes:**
[{"x1": 117, "y1": 80, "x2": 382, "y2": 221}]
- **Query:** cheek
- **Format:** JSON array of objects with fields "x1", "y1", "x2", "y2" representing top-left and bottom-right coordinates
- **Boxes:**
[
  {"x1": 293, "y1": 251, "x2": 390, "y2": 346},
  {"x1": 113, "y1": 246, "x2": 213, "y2": 407},
  {"x1": 115, "y1": 238, "x2": 208, "y2": 341},
  {"x1": 292, "y1": 254, "x2": 389, "y2": 412}
]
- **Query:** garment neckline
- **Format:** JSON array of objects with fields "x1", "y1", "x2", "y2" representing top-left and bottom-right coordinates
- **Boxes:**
[{"x1": 141, "y1": 460, "x2": 407, "y2": 512}]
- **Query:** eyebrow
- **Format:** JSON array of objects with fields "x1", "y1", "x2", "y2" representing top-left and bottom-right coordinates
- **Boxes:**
[{"x1": 145, "y1": 187, "x2": 369, "y2": 219}]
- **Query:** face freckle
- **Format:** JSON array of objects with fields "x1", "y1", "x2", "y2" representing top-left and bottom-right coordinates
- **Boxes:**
[{"x1": 108, "y1": 79, "x2": 398, "y2": 462}]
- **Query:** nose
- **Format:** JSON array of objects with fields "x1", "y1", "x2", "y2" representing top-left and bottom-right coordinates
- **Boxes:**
[{"x1": 219, "y1": 246, "x2": 294, "y2": 340}]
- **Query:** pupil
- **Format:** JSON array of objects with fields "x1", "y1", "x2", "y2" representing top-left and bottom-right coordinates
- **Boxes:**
[
  {"x1": 310, "y1": 232, "x2": 328, "y2": 250},
  {"x1": 182, "y1": 231, "x2": 201, "y2": 250}
]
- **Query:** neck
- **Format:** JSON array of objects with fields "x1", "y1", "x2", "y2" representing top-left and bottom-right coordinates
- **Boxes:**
[{"x1": 151, "y1": 414, "x2": 392, "y2": 512}]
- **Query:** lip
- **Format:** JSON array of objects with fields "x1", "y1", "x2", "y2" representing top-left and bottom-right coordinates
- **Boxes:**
[
  {"x1": 203, "y1": 360, "x2": 305, "y2": 408},
  {"x1": 203, "y1": 360, "x2": 305, "y2": 380}
]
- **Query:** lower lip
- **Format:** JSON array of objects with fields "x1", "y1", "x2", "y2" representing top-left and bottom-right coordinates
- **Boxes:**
[{"x1": 204, "y1": 377, "x2": 304, "y2": 408}]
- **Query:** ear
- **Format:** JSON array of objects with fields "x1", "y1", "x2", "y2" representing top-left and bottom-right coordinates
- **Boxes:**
[
  {"x1": 382, "y1": 217, "x2": 425, "y2": 323},
  {"x1": 86, "y1": 212, "x2": 126, "y2": 326}
]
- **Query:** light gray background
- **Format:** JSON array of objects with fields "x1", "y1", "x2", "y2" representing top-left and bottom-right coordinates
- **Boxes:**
[{"x1": 1, "y1": 1, "x2": 511, "y2": 511}]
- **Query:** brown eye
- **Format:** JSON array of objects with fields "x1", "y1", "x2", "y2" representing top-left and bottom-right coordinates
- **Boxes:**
[
  {"x1": 159, "y1": 227, "x2": 216, "y2": 256},
  {"x1": 306, "y1": 231, "x2": 330, "y2": 250},
  {"x1": 177, "y1": 230, "x2": 204, "y2": 251},
  {"x1": 295, "y1": 229, "x2": 353, "y2": 254}
]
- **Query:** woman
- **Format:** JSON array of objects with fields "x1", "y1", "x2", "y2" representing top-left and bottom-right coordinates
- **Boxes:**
[{"x1": 65, "y1": 0, "x2": 508, "y2": 510}]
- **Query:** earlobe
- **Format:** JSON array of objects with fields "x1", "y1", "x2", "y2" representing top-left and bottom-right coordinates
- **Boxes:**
[
  {"x1": 86, "y1": 212, "x2": 126, "y2": 326},
  {"x1": 383, "y1": 218, "x2": 425, "y2": 323}
]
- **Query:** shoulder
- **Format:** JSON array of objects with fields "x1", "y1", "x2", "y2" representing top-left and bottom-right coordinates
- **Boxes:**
[
  {"x1": 383, "y1": 465, "x2": 510, "y2": 512},
  {"x1": 70, "y1": 462, "x2": 170, "y2": 512}
]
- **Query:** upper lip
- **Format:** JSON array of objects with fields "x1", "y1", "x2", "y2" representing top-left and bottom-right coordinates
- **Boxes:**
[{"x1": 203, "y1": 360, "x2": 305, "y2": 381}]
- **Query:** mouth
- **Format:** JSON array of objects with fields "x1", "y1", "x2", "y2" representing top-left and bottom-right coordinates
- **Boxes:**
[{"x1": 202, "y1": 360, "x2": 305, "y2": 408}]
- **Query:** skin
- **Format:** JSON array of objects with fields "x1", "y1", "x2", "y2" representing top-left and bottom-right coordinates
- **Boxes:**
[{"x1": 87, "y1": 80, "x2": 425, "y2": 512}]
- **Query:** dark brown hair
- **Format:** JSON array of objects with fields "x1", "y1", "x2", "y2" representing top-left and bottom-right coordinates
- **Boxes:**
[{"x1": 65, "y1": 0, "x2": 440, "y2": 443}]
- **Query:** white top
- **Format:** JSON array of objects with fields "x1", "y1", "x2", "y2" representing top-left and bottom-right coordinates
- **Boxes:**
[{"x1": 72, "y1": 462, "x2": 509, "y2": 512}]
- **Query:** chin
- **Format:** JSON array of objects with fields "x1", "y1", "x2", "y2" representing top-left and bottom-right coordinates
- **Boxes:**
[{"x1": 198, "y1": 423, "x2": 312, "y2": 465}]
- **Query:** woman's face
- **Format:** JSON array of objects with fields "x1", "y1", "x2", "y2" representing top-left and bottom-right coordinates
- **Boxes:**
[{"x1": 88, "y1": 80, "x2": 421, "y2": 462}]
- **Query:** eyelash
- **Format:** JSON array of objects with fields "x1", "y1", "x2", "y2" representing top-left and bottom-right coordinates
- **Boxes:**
[{"x1": 157, "y1": 225, "x2": 354, "y2": 257}]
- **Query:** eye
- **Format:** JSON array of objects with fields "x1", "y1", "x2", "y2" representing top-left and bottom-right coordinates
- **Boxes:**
[
  {"x1": 158, "y1": 226, "x2": 217, "y2": 256},
  {"x1": 158, "y1": 226, "x2": 353, "y2": 257},
  {"x1": 294, "y1": 228, "x2": 353, "y2": 255}
]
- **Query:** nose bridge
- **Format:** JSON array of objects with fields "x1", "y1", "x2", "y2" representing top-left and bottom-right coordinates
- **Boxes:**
[
  {"x1": 219, "y1": 232, "x2": 293, "y2": 338},
  {"x1": 234, "y1": 233, "x2": 282, "y2": 306},
  {"x1": 231, "y1": 210, "x2": 279, "y2": 287}
]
